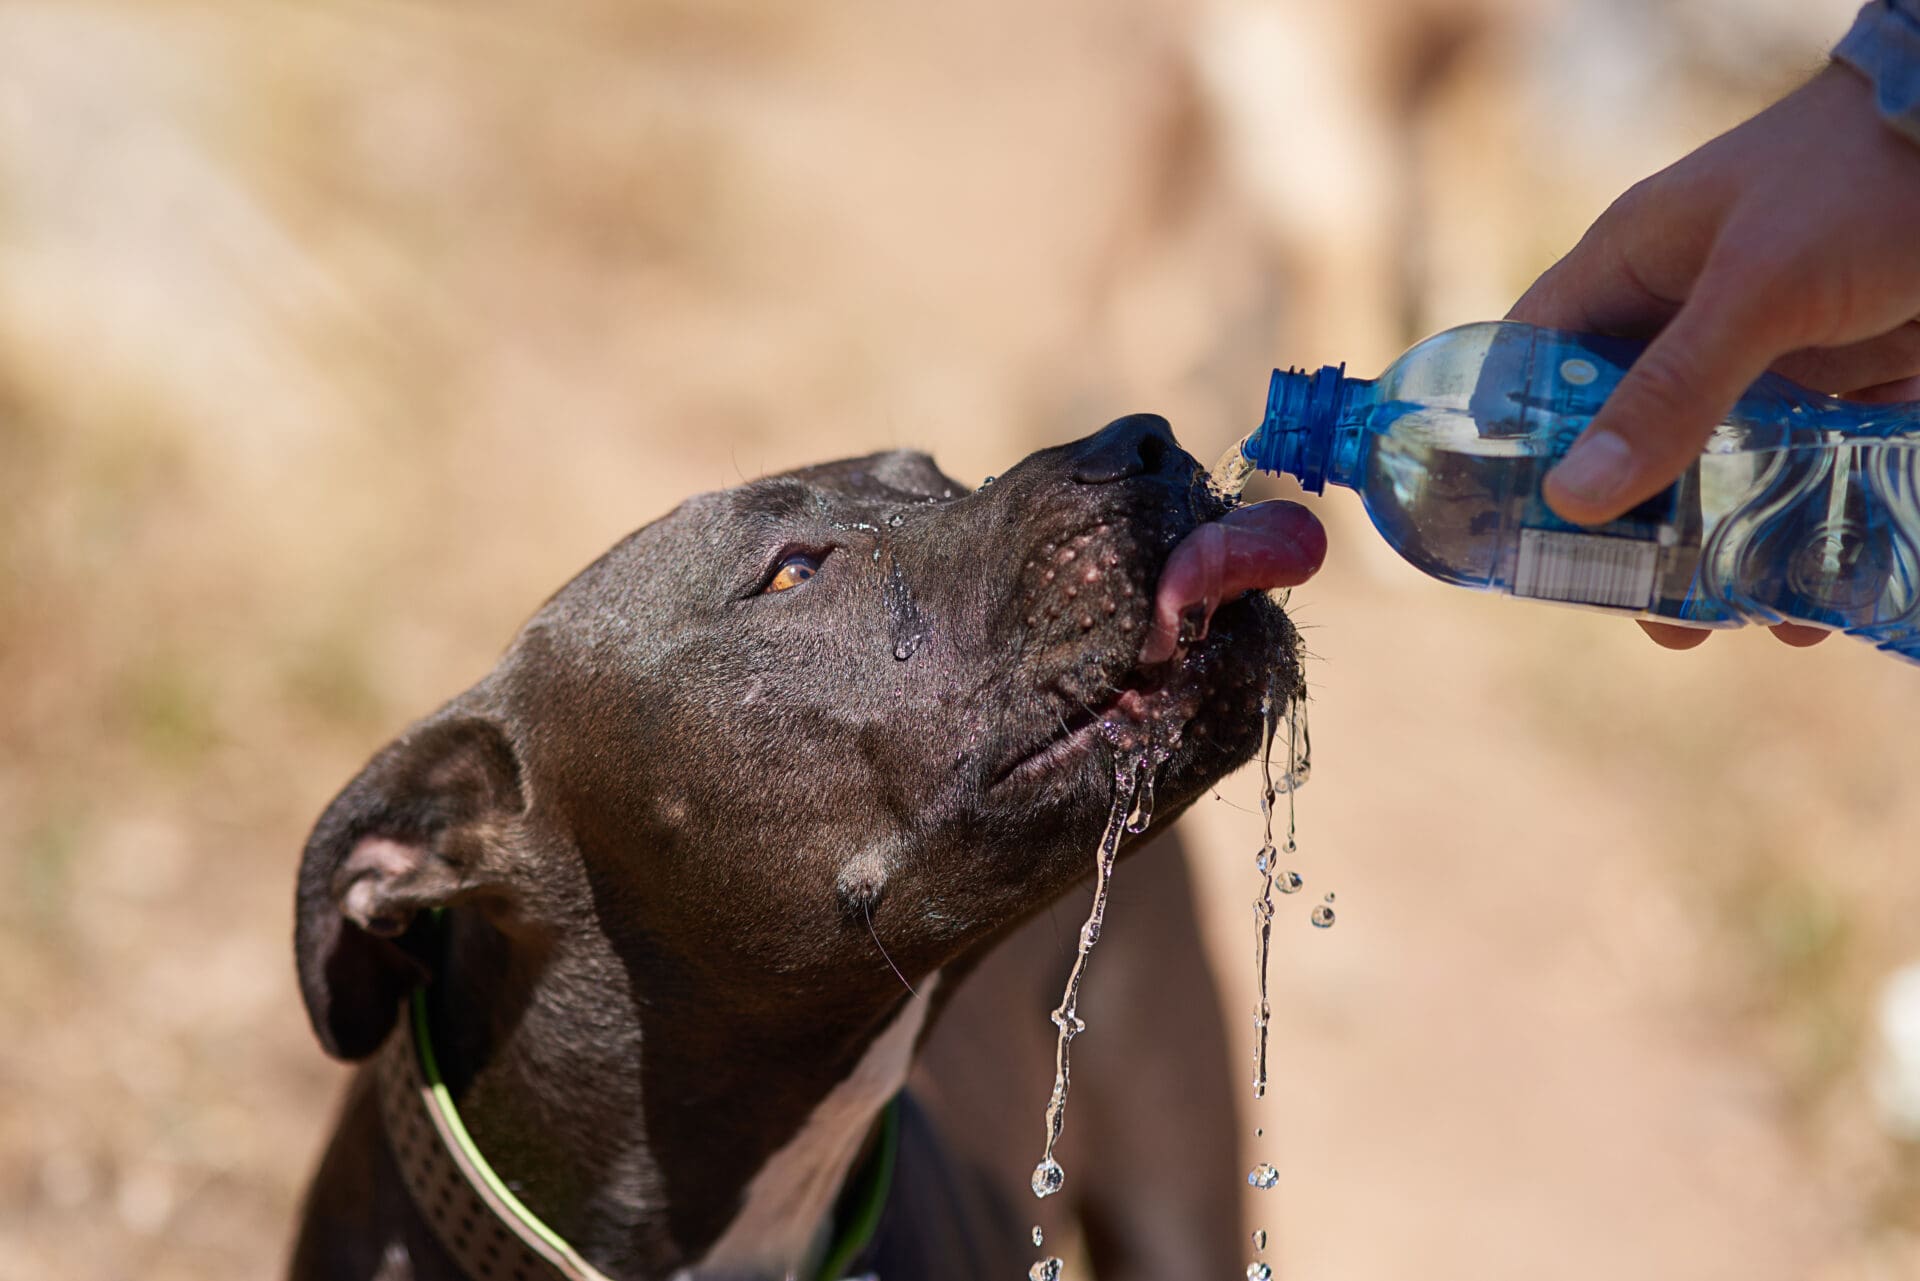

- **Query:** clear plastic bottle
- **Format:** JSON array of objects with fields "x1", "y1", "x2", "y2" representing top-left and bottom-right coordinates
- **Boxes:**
[{"x1": 1233, "y1": 320, "x2": 1920, "y2": 662}]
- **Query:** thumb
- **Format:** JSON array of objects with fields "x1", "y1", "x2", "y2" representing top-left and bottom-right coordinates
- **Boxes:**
[{"x1": 1543, "y1": 269, "x2": 1787, "y2": 525}]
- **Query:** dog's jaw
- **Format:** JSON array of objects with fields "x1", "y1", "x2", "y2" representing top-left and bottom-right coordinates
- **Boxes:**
[{"x1": 680, "y1": 976, "x2": 941, "y2": 1279}]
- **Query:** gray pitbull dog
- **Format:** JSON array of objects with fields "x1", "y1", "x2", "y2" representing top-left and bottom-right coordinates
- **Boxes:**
[{"x1": 289, "y1": 415, "x2": 1316, "y2": 1280}]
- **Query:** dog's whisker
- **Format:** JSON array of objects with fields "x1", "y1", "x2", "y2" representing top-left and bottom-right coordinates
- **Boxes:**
[{"x1": 864, "y1": 900, "x2": 916, "y2": 999}]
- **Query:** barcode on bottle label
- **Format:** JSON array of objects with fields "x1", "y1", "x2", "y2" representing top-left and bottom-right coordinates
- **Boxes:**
[{"x1": 1513, "y1": 528, "x2": 1657, "y2": 610}]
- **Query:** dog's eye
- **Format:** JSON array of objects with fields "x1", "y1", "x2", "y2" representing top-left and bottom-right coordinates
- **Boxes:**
[{"x1": 762, "y1": 553, "x2": 820, "y2": 594}]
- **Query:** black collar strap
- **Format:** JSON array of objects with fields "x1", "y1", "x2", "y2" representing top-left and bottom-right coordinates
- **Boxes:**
[{"x1": 377, "y1": 988, "x2": 896, "y2": 1281}]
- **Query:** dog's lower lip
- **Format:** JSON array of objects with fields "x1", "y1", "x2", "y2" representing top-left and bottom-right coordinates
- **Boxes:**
[
  {"x1": 994, "y1": 721, "x2": 1102, "y2": 789},
  {"x1": 992, "y1": 686, "x2": 1165, "y2": 789}
]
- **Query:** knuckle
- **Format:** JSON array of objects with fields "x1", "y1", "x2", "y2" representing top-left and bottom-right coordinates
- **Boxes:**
[
  {"x1": 1619, "y1": 342, "x2": 1705, "y2": 419},
  {"x1": 1601, "y1": 175, "x2": 1662, "y2": 227},
  {"x1": 1606, "y1": 337, "x2": 1729, "y2": 464}
]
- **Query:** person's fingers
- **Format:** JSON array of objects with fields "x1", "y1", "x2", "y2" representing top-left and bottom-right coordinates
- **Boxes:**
[
  {"x1": 1770, "y1": 319, "x2": 1920, "y2": 394},
  {"x1": 1507, "y1": 251, "x2": 1676, "y2": 335},
  {"x1": 1543, "y1": 264, "x2": 1791, "y2": 525},
  {"x1": 1506, "y1": 182, "x2": 1696, "y2": 335},
  {"x1": 1637, "y1": 619, "x2": 1714, "y2": 649},
  {"x1": 1769, "y1": 621, "x2": 1831, "y2": 647}
]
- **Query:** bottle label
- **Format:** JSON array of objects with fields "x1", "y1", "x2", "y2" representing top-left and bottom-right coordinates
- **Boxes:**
[{"x1": 1513, "y1": 527, "x2": 1659, "y2": 610}]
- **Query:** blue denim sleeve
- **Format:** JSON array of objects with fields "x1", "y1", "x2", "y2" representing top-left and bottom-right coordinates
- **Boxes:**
[{"x1": 1834, "y1": 1, "x2": 1920, "y2": 147}]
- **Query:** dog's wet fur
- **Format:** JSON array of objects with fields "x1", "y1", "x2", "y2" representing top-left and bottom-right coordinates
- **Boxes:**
[{"x1": 291, "y1": 415, "x2": 1302, "y2": 1279}]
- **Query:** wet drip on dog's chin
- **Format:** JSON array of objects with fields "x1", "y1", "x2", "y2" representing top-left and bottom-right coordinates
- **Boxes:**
[
  {"x1": 1249, "y1": 674, "x2": 1311, "y2": 1101},
  {"x1": 1025, "y1": 725, "x2": 1173, "y2": 1279}
]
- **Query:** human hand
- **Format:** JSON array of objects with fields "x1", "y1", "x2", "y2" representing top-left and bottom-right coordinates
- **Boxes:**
[{"x1": 1507, "y1": 61, "x2": 1920, "y2": 650}]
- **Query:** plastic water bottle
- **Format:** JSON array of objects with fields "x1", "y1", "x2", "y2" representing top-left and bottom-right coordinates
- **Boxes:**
[{"x1": 1227, "y1": 320, "x2": 1920, "y2": 662}]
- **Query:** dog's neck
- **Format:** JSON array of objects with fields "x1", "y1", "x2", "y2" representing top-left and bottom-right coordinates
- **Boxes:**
[{"x1": 421, "y1": 908, "x2": 933, "y2": 1279}]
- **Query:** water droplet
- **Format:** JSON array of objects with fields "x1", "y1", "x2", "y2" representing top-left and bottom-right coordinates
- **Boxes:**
[
  {"x1": 1031, "y1": 1158, "x2": 1064, "y2": 1198},
  {"x1": 888, "y1": 512, "x2": 905, "y2": 527},
  {"x1": 1310, "y1": 904, "x2": 1335, "y2": 928},
  {"x1": 1032, "y1": 1225, "x2": 1045, "y2": 1248},
  {"x1": 981, "y1": 474, "x2": 997, "y2": 486},
  {"x1": 1029, "y1": 1258, "x2": 1062, "y2": 1281},
  {"x1": 1254, "y1": 845, "x2": 1273, "y2": 874},
  {"x1": 1246, "y1": 1264, "x2": 1273, "y2": 1281},
  {"x1": 1254, "y1": 1128, "x2": 1263, "y2": 1138},
  {"x1": 1125, "y1": 763, "x2": 1157, "y2": 833},
  {"x1": 1278, "y1": 870, "x2": 1303, "y2": 894},
  {"x1": 1323, "y1": 892, "x2": 1335, "y2": 903},
  {"x1": 1247, "y1": 1162, "x2": 1279, "y2": 1189},
  {"x1": 893, "y1": 637, "x2": 917, "y2": 660},
  {"x1": 1253, "y1": 1228, "x2": 1267, "y2": 1250}
]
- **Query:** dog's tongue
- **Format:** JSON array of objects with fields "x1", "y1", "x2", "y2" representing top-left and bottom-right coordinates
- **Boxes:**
[{"x1": 1141, "y1": 500, "x2": 1326, "y2": 664}]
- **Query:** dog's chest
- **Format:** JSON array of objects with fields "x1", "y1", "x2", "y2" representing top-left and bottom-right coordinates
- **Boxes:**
[{"x1": 678, "y1": 976, "x2": 939, "y2": 1280}]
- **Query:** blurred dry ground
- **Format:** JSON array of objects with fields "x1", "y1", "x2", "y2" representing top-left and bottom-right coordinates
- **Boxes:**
[{"x1": 2, "y1": 1, "x2": 1918, "y2": 1278}]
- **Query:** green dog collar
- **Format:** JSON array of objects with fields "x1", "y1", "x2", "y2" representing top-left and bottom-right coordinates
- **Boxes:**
[{"x1": 376, "y1": 986, "x2": 896, "y2": 1281}]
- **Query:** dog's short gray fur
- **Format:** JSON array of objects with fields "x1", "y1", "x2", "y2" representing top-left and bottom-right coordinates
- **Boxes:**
[{"x1": 289, "y1": 416, "x2": 1296, "y2": 1279}]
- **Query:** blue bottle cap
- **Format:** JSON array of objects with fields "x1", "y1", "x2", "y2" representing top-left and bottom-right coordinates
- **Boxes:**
[{"x1": 1251, "y1": 364, "x2": 1346, "y2": 494}]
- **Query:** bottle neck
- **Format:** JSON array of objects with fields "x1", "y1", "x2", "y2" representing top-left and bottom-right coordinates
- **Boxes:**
[{"x1": 1248, "y1": 364, "x2": 1357, "y2": 495}]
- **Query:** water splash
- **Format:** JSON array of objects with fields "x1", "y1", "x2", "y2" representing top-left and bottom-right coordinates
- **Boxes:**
[
  {"x1": 1209, "y1": 435, "x2": 1257, "y2": 504},
  {"x1": 1029, "y1": 752, "x2": 1155, "y2": 1201},
  {"x1": 1250, "y1": 683, "x2": 1307, "y2": 1099}
]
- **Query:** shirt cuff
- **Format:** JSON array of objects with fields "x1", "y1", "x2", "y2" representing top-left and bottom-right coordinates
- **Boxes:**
[{"x1": 1834, "y1": 1, "x2": 1920, "y2": 148}]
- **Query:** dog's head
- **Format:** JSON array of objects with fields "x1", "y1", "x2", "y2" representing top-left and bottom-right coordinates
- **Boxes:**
[{"x1": 295, "y1": 415, "x2": 1321, "y2": 1059}]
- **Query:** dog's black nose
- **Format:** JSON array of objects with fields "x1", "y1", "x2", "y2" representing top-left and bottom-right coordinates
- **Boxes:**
[{"x1": 1069, "y1": 413, "x2": 1178, "y2": 485}]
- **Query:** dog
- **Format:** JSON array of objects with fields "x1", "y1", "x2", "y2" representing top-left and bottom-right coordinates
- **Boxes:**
[{"x1": 288, "y1": 414, "x2": 1322, "y2": 1279}]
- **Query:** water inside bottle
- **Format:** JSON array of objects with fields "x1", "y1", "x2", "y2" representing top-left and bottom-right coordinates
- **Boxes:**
[{"x1": 1232, "y1": 367, "x2": 1920, "y2": 648}]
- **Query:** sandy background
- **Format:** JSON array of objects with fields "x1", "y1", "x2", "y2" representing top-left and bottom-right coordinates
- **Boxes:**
[{"x1": 2, "y1": 1, "x2": 1917, "y2": 1277}]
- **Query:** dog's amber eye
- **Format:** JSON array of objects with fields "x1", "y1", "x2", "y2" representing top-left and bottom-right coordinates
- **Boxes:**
[{"x1": 764, "y1": 554, "x2": 819, "y2": 594}]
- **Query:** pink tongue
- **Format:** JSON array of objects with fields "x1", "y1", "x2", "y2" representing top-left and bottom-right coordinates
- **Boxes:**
[{"x1": 1140, "y1": 500, "x2": 1326, "y2": 664}]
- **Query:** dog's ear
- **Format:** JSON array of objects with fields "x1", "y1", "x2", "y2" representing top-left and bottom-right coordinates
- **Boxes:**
[{"x1": 295, "y1": 713, "x2": 524, "y2": 1060}]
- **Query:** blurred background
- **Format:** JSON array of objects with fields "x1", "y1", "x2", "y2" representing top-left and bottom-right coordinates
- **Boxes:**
[{"x1": 3, "y1": 0, "x2": 1917, "y2": 1277}]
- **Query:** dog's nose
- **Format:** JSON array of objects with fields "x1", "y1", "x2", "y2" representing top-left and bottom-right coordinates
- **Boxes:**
[{"x1": 1069, "y1": 413, "x2": 1178, "y2": 485}]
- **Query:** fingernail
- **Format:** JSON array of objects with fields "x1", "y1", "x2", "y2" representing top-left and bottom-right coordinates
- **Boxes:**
[{"x1": 1548, "y1": 430, "x2": 1634, "y2": 507}]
